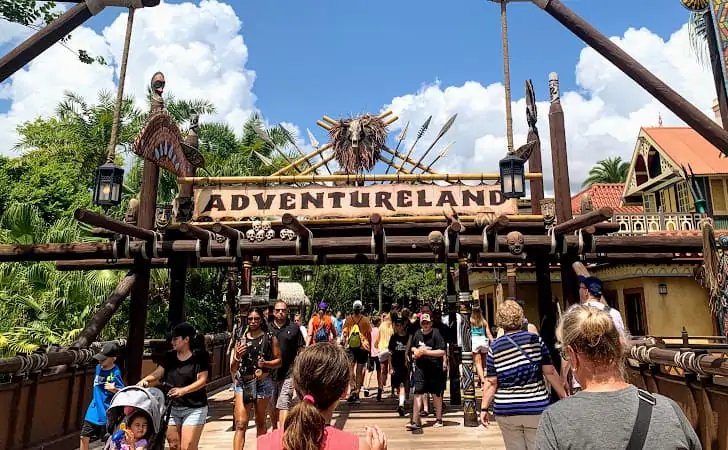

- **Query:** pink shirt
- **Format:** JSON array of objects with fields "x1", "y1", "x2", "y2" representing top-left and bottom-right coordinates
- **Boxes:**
[
  {"x1": 370, "y1": 327, "x2": 379, "y2": 357},
  {"x1": 257, "y1": 426, "x2": 359, "y2": 450}
]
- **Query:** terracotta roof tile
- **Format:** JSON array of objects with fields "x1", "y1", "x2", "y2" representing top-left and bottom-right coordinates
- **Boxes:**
[
  {"x1": 642, "y1": 127, "x2": 728, "y2": 175},
  {"x1": 571, "y1": 183, "x2": 642, "y2": 214}
]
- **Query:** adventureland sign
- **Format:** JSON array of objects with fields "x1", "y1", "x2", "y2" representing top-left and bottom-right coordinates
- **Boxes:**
[{"x1": 193, "y1": 184, "x2": 517, "y2": 220}]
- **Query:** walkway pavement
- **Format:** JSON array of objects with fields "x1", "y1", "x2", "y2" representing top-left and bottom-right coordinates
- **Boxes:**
[{"x1": 199, "y1": 385, "x2": 505, "y2": 449}]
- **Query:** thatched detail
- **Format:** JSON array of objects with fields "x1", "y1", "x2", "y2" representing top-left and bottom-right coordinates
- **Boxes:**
[{"x1": 329, "y1": 114, "x2": 388, "y2": 174}]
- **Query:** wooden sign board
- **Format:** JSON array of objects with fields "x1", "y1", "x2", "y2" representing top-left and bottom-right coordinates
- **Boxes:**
[{"x1": 192, "y1": 184, "x2": 517, "y2": 220}]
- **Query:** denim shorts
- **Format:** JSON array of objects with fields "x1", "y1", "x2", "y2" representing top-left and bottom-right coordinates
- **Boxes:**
[
  {"x1": 234, "y1": 376, "x2": 273, "y2": 399},
  {"x1": 168, "y1": 405, "x2": 208, "y2": 427}
]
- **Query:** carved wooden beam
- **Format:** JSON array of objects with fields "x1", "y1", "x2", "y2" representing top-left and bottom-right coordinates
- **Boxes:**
[{"x1": 75, "y1": 208, "x2": 156, "y2": 240}]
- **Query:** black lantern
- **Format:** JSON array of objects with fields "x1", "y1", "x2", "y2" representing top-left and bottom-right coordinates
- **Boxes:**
[
  {"x1": 434, "y1": 266, "x2": 443, "y2": 282},
  {"x1": 93, "y1": 162, "x2": 124, "y2": 207},
  {"x1": 303, "y1": 266, "x2": 314, "y2": 282},
  {"x1": 499, "y1": 153, "x2": 526, "y2": 199}
]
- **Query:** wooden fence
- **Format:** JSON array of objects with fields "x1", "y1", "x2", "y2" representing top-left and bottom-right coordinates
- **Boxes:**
[{"x1": 0, "y1": 333, "x2": 231, "y2": 450}]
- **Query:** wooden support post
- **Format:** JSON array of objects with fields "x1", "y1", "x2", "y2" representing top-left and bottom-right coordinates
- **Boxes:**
[
  {"x1": 507, "y1": 265, "x2": 517, "y2": 300},
  {"x1": 551, "y1": 207, "x2": 614, "y2": 235},
  {"x1": 446, "y1": 262, "x2": 461, "y2": 406},
  {"x1": 370, "y1": 213, "x2": 385, "y2": 260},
  {"x1": 528, "y1": 131, "x2": 545, "y2": 214},
  {"x1": 241, "y1": 260, "x2": 253, "y2": 297},
  {"x1": 74, "y1": 272, "x2": 137, "y2": 347},
  {"x1": 126, "y1": 159, "x2": 159, "y2": 384},
  {"x1": 705, "y1": 9, "x2": 728, "y2": 129},
  {"x1": 548, "y1": 73, "x2": 579, "y2": 306},
  {"x1": 269, "y1": 266, "x2": 279, "y2": 304},
  {"x1": 457, "y1": 257, "x2": 477, "y2": 427},
  {"x1": 226, "y1": 264, "x2": 237, "y2": 333},
  {"x1": 532, "y1": 0, "x2": 728, "y2": 154},
  {"x1": 535, "y1": 255, "x2": 558, "y2": 376}
]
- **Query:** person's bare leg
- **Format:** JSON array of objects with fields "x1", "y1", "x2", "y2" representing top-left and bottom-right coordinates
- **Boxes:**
[
  {"x1": 254, "y1": 398, "x2": 270, "y2": 436},
  {"x1": 233, "y1": 394, "x2": 250, "y2": 450},
  {"x1": 356, "y1": 363, "x2": 366, "y2": 392},
  {"x1": 79, "y1": 436, "x2": 90, "y2": 450},
  {"x1": 180, "y1": 425, "x2": 205, "y2": 450},
  {"x1": 277, "y1": 409, "x2": 289, "y2": 429},
  {"x1": 381, "y1": 360, "x2": 389, "y2": 389},
  {"x1": 433, "y1": 394, "x2": 443, "y2": 422},
  {"x1": 166, "y1": 425, "x2": 181, "y2": 450},
  {"x1": 474, "y1": 352, "x2": 485, "y2": 384},
  {"x1": 412, "y1": 394, "x2": 422, "y2": 425},
  {"x1": 348, "y1": 360, "x2": 357, "y2": 395}
]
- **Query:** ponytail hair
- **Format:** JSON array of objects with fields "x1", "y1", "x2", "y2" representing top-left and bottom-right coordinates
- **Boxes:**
[{"x1": 282, "y1": 343, "x2": 350, "y2": 450}]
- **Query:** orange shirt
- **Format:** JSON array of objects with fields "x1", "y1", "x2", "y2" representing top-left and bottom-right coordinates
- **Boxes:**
[{"x1": 343, "y1": 314, "x2": 372, "y2": 349}]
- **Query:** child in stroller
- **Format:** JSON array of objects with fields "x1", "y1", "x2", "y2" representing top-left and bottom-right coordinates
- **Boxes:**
[{"x1": 103, "y1": 385, "x2": 172, "y2": 450}]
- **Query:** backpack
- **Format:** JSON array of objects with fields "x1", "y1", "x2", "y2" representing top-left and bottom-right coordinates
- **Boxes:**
[
  {"x1": 348, "y1": 318, "x2": 362, "y2": 349},
  {"x1": 314, "y1": 316, "x2": 329, "y2": 343}
]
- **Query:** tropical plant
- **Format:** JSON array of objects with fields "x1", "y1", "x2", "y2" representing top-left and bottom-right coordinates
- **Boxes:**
[
  {"x1": 0, "y1": 203, "x2": 121, "y2": 356},
  {"x1": 581, "y1": 157, "x2": 629, "y2": 187},
  {"x1": 687, "y1": 10, "x2": 712, "y2": 68}
]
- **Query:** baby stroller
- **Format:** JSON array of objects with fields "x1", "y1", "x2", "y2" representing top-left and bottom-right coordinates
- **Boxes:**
[{"x1": 103, "y1": 385, "x2": 172, "y2": 450}]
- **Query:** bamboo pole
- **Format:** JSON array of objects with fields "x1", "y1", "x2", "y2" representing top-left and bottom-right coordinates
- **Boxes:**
[
  {"x1": 179, "y1": 172, "x2": 543, "y2": 185},
  {"x1": 271, "y1": 143, "x2": 332, "y2": 176},
  {"x1": 188, "y1": 215, "x2": 544, "y2": 228},
  {"x1": 299, "y1": 153, "x2": 336, "y2": 175},
  {"x1": 73, "y1": 272, "x2": 137, "y2": 347}
]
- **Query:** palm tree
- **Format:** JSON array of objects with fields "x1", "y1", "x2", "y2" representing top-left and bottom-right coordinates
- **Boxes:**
[
  {"x1": 581, "y1": 157, "x2": 629, "y2": 187},
  {"x1": 687, "y1": 9, "x2": 712, "y2": 67},
  {"x1": 0, "y1": 203, "x2": 121, "y2": 355}
]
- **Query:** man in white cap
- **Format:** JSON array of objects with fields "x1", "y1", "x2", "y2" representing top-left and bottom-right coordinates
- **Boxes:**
[{"x1": 342, "y1": 300, "x2": 372, "y2": 403}]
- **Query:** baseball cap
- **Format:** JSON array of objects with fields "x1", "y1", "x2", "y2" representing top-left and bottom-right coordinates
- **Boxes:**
[
  {"x1": 578, "y1": 276, "x2": 603, "y2": 297},
  {"x1": 393, "y1": 315, "x2": 406, "y2": 325},
  {"x1": 93, "y1": 342, "x2": 120, "y2": 361},
  {"x1": 353, "y1": 300, "x2": 363, "y2": 311},
  {"x1": 171, "y1": 322, "x2": 196, "y2": 339},
  {"x1": 420, "y1": 313, "x2": 432, "y2": 323},
  {"x1": 318, "y1": 301, "x2": 328, "y2": 311}
]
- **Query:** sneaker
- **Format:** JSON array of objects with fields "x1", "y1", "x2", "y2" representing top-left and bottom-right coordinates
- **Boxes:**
[
  {"x1": 363, "y1": 388, "x2": 370, "y2": 397},
  {"x1": 347, "y1": 392, "x2": 357, "y2": 403},
  {"x1": 432, "y1": 420, "x2": 444, "y2": 428},
  {"x1": 421, "y1": 410, "x2": 430, "y2": 417},
  {"x1": 376, "y1": 388, "x2": 382, "y2": 402},
  {"x1": 405, "y1": 422, "x2": 422, "y2": 431},
  {"x1": 397, "y1": 405, "x2": 405, "y2": 417}
]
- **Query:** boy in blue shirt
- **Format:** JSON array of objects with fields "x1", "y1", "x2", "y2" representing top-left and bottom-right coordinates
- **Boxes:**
[{"x1": 80, "y1": 343, "x2": 124, "y2": 450}]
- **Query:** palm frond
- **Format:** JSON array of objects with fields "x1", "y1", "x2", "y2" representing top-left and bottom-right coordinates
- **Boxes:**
[{"x1": 688, "y1": 11, "x2": 712, "y2": 69}]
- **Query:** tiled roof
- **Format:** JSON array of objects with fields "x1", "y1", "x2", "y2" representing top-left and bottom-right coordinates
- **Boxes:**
[
  {"x1": 642, "y1": 127, "x2": 728, "y2": 175},
  {"x1": 571, "y1": 183, "x2": 643, "y2": 214}
]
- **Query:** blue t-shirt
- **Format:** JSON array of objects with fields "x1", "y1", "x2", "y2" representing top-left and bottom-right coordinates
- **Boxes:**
[
  {"x1": 486, "y1": 330, "x2": 551, "y2": 416},
  {"x1": 334, "y1": 318, "x2": 344, "y2": 337},
  {"x1": 84, "y1": 364, "x2": 124, "y2": 425}
]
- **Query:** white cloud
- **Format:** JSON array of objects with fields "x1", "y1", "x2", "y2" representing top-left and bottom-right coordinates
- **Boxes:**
[
  {"x1": 0, "y1": 0, "x2": 257, "y2": 157},
  {"x1": 382, "y1": 24, "x2": 716, "y2": 195}
]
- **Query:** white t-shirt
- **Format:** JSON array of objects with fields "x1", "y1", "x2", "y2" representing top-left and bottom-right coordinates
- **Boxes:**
[{"x1": 568, "y1": 300, "x2": 626, "y2": 388}]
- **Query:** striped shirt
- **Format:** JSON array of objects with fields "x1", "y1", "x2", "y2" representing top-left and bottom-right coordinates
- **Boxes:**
[{"x1": 486, "y1": 330, "x2": 552, "y2": 416}]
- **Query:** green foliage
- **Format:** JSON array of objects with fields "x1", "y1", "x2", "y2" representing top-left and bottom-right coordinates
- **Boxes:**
[{"x1": 581, "y1": 156, "x2": 629, "y2": 187}]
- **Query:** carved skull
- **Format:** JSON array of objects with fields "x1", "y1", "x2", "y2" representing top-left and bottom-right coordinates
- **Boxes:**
[
  {"x1": 348, "y1": 119, "x2": 363, "y2": 149},
  {"x1": 246, "y1": 229, "x2": 256, "y2": 241},
  {"x1": 255, "y1": 229, "x2": 266, "y2": 242},
  {"x1": 280, "y1": 228, "x2": 295, "y2": 240},
  {"x1": 540, "y1": 199, "x2": 556, "y2": 228},
  {"x1": 506, "y1": 231, "x2": 525, "y2": 255},
  {"x1": 265, "y1": 229, "x2": 275, "y2": 240},
  {"x1": 252, "y1": 220, "x2": 262, "y2": 232},
  {"x1": 261, "y1": 220, "x2": 272, "y2": 231}
]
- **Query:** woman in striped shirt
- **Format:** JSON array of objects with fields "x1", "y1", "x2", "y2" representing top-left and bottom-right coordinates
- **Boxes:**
[{"x1": 480, "y1": 300, "x2": 566, "y2": 450}]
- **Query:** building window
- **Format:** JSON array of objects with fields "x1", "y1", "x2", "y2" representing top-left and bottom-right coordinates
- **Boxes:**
[
  {"x1": 623, "y1": 288, "x2": 647, "y2": 336},
  {"x1": 659, "y1": 186, "x2": 677, "y2": 213},
  {"x1": 676, "y1": 181, "x2": 692, "y2": 212},
  {"x1": 711, "y1": 178, "x2": 728, "y2": 213},
  {"x1": 642, "y1": 193, "x2": 657, "y2": 212}
]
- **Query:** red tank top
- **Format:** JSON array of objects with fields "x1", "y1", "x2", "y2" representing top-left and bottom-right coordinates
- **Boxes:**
[{"x1": 257, "y1": 426, "x2": 359, "y2": 450}]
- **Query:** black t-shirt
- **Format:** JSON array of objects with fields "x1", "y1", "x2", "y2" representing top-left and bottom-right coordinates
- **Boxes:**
[
  {"x1": 239, "y1": 332, "x2": 273, "y2": 377},
  {"x1": 388, "y1": 333, "x2": 410, "y2": 372},
  {"x1": 161, "y1": 349, "x2": 210, "y2": 408},
  {"x1": 270, "y1": 319, "x2": 304, "y2": 381},
  {"x1": 411, "y1": 328, "x2": 446, "y2": 374}
]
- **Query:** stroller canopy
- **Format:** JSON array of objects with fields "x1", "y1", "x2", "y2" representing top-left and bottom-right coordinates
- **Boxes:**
[{"x1": 107, "y1": 386, "x2": 166, "y2": 433}]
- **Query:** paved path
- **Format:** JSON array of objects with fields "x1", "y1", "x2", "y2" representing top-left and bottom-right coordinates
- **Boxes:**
[{"x1": 199, "y1": 385, "x2": 505, "y2": 449}]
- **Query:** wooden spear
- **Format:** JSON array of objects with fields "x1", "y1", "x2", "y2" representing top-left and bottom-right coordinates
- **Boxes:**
[
  {"x1": 422, "y1": 141, "x2": 454, "y2": 173},
  {"x1": 412, "y1": 113, "x2": 458, "y2": 174},
  {"x1": 384, "y1": 121, "x2": 409, "y2": 176},
  {"x1": 395, "y1": 116, "x2": 431, "y2": 176}
]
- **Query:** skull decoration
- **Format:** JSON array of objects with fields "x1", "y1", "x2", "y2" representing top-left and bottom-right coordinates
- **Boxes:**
[
  {"x1": 506, "y1": 231, "x2": 525, "y2": 255},
  {"x1": 246, "y1": 229, "x2": 256, "y2": 241},
  {"x1": 540, "y1": 199, "x2": 556, "y2": 229},
  {"x1": 252, "y1": 220, "x2": 263, "y2": 233},
  {"x1": 255, "y1": 229, "x2": 266, "y2": 242},
  {"x1": 265, "y1": 229, "x2": 275, "y2": 240},
  {"x1": 261, "y1": 220, "x2": 272, "y2": 231},
  {"x1": 348, "y1": 119, "x2": 363, "y2": 149},
  {"x1": 280, "y1": 228, "x2": 295, "y2": 241}
]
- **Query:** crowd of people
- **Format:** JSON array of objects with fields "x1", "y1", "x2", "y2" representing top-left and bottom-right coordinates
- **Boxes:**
[{"x1": 79, "y1": 263, "x2": 702, "y2": 450}]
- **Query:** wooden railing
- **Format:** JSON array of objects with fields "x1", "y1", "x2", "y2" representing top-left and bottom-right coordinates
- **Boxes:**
[
  {"x1": 0, "y1": 333, "x2": 231, "y2": 450},
  {"x1": 612, "y1": 212, "x2": 706, "y2": 235}
]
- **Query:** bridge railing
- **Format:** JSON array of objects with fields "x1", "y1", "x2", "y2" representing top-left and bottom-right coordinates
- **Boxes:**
[{"x1": 0, "y1": 333, "x2": 231, "y2": 450}]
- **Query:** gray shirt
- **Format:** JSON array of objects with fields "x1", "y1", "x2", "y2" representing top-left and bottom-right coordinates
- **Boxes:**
[{"x1": 536, "y1": 385, "x2": 701, "y2": 450}]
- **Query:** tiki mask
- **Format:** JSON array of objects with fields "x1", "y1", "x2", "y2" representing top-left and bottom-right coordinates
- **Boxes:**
[
  {"x1": 348, "y1": 119, "x2": 363, "y2": 149},
  {"x1": 173, "y1": 196, "x2": 193, "y2": 223},
  {"x1": 124, "y1": 198, "x2": 139, "y2": 226},
  {"x1": 151, "y1": 72, "x2": 165, "y2": 96},
  {"x1": 155, "y1": 204, "x2": 172, "y2": 229},
  {"x1": 506, "y1": 231, "x2": 525, "y2": 255},
  {"x1": 580, "y1": 193, "x2": 593, "y2": 214},
  {"x1": 548, "y1": 72, "x2": 560, "y2": 103},
  {"x1": 540, "y1": 199, "x2": 556, "y2": 228}
]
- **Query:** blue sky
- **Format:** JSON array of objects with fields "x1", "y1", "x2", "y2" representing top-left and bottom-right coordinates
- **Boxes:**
[{"x1": 64, "y1": 0, "x2": 690, "y2": 129}]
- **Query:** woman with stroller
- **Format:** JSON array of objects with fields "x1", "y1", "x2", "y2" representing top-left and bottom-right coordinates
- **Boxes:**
[
  {"x1": 231, "y1": 307, "x2": 282, "y2": 450},
  {"x1": 257, "y1": 342, "x2": 387, "y2": 449},
  {"x1": 137, "y1": 322, "x2": 209, "y2": 450}
]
